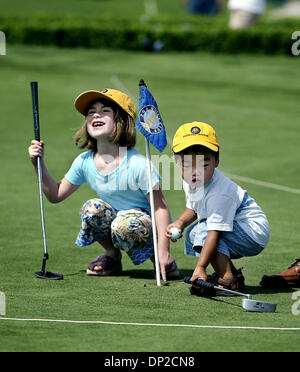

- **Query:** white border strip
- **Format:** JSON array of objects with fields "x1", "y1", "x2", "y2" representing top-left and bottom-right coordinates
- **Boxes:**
[{"x1": 0, "y1": 317, "x2": 299, "y2": 331}]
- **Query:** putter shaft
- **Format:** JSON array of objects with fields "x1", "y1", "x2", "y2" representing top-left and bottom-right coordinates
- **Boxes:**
[
  {"x1": 212, "y1": 284, "x2": 252, "y2": 299},
  {"x1": 185, "y1": 277, "x2": 252, "y2": 299},
  {"x1": 37, "y1": 156, "x2": 48, "y2": 257}
]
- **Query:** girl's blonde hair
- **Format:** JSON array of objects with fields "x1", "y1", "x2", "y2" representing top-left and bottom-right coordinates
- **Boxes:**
[{"x1": 75, "y1": 99, "x2": 136, "y2": 152}]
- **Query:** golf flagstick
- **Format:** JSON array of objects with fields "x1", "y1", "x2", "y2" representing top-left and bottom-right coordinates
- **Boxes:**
[
  {"x1": 145, "y1": 139, "x2": 161, "y2": 287},
  {"x1": 135, "y1": 80, "x2": 167, "y2": 286},
  {"x1": 30, "y1": 81, "x2": 63, "y2": 280}
]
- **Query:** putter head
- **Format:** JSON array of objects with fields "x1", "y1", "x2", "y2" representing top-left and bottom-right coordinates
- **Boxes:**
[
  {"x1": 242, "y1": 298, "x2": 276, "y2": 313},
  {"x1": 35, "y1": 271, "x2": 63, "y2": 280}
]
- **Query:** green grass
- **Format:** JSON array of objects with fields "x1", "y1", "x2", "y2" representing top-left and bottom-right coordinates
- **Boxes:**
[
  {"x1": 0, "y1": 0, "x2": 285, "y2": 17},
  {"x1": 0, "y1": 44, "x2": 300, "y2": 352},
  {"x1": 0, "y1": 0, "x2": 286, "y2": 22},
  {"x1": 0, "y1": 0, "x2": 186, "y2": 18}
]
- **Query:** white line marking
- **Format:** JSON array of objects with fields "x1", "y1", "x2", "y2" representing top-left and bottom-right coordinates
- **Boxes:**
[
  {"x1": 224, "y1": 173, "x2": 300, "y2": 195},
  {"x1": 0, "y1": 317, "x2": 299, "y2": 331}
]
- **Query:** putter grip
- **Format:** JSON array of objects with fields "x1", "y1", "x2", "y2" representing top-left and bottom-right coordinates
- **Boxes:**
[
  {"x1": 30, "y1": 81, "x2": 40, "y2": 142},
  {"x1": 184, "y1": 276, "x2": 215, "y2": 289}
]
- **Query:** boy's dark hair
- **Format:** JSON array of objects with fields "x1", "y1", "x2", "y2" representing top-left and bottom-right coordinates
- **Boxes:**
[{"x1": 175, "y1": 145, "x2": 219, "y2": 161}]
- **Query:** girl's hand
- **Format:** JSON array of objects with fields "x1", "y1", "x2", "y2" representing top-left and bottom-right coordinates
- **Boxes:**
[
  {"x1": 158, "y1": 250, "x2": 173, "y2": 282},
  {"x1": 28, "y1": 140, "x2": 44, "y2": 165}
]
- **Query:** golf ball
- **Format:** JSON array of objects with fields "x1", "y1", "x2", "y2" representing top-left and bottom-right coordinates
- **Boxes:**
[{"x1": 170, "y1": 227, "x2": 181, "y2": 240}]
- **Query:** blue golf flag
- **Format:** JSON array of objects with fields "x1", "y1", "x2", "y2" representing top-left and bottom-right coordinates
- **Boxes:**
[{"x1": 135, "y1": 80, "x2": 167, "y2": 152}]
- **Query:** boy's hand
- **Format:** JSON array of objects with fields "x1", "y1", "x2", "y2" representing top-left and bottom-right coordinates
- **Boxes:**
[
  {"x1": 191, "y1": 266, "x2": 207, "y2": 283},
  {"x1": 165, "y1": 221, "x2": 184, "y2": 241}
]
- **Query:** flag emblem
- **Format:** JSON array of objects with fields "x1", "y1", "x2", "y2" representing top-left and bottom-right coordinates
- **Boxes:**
[
  {"x1": 139, "y1": 105, "x2": 164, "y2": 134},
  {"x1": 135, "y1": 80, "x2": 167, "y2": 152}
]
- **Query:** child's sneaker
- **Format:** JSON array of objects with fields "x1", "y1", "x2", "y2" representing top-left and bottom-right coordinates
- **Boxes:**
[{"x1": 260, "y1": 258, "x2": 300, "y2": 288}]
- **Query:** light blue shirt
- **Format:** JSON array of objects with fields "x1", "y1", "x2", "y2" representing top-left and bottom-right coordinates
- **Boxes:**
[{"x1": 65, "y1": 148, "x2": 161, "y2": 212}]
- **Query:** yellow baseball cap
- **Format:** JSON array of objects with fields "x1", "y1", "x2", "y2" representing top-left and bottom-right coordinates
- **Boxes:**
[
  {"x1": 74, "y1": 88, "x2": 137, "y2": 120},
  {"x1": 172, "y1": 122, "x2": 219, "y2": 153}
]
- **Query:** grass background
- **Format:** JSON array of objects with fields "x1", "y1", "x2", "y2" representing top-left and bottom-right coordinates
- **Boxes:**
[
  {"x1": 0, "y1": 0, "x2": 285, "y2": 17},
  {"x1": 1, "y1": 0, "x2": 300, "y2": 353}
]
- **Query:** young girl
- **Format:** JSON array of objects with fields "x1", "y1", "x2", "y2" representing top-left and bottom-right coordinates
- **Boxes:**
[{"x1": 28, "y1": 88, "x2": 179, "y2": 281}]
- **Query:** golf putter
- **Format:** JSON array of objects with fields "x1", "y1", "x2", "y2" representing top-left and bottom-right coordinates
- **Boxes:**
[
  {"x1": 184, "y1": 277, "x2": 276, "y2": 313},
  {"x1": 30, "y1": 82, "x2": 63, "y2": 280}
]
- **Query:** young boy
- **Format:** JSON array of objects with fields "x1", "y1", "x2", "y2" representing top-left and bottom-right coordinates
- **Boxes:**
[{"x1": 166, "y1": 121, "x2": 270, "y2": 294}]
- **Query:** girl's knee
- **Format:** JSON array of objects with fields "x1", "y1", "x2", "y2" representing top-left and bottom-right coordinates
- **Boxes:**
[
  {"x1": 111, "y1": 209, "x2": 152, "y2": 242},
  {"x1": 81, "y1": 198, "x2": 113, "y2": 215},
  {"x1": 80, "y1": 199, "x2": 115, "y2": 223},
  {"x1": 80, "y1": 198, "x2": 116, "y2": 232}
]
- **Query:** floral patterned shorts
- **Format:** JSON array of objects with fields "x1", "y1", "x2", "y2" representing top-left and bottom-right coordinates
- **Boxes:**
[{"x1": 76, "y1": 199, "x2": 154, "y2": 265}]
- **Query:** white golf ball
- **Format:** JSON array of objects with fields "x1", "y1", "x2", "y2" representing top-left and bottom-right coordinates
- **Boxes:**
[{"x1": 170, "y1": 227, "x2": 181, "y2": 240}]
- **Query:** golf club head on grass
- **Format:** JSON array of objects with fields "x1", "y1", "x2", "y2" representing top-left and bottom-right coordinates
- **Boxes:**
[
  {"x1": 35, "y1": 271, "x2": 63, "y2": 280},
  {"x1": 184, "y1": 276, "x2": 277, "y2": 313},
  {"x1": 242, "y1": 298, "x2": 276, "y2": 313},
  {"x1": 34, "y1": 254, "x2": 63, "y2": 280}
]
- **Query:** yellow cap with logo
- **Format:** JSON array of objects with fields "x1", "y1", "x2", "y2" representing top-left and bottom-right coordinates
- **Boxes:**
[
  {"x1": 172, "y1": 121, "x2": 219, "y2": 153},
  {"x1": 74, "y1": 88, "x2": 137, "y2": 121}
]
